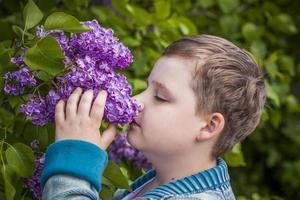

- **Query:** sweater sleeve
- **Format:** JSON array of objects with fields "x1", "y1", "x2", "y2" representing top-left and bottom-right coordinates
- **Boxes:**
[
  {"x1": 40, "y1": 139, "x2": 108, "y2": 194},
  {"x1": 41, "y1": 174, "x2": 100, "y2": 200}
]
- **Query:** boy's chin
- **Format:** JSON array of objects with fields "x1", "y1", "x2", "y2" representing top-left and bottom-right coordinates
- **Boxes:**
[{"x1": 126, "y1": 132, "x2": 139, "y2": 148}]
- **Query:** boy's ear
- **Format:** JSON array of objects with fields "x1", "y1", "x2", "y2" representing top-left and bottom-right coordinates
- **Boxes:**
[{"x1": 196, "y1": 113, "x2": 225, "y2": 142}]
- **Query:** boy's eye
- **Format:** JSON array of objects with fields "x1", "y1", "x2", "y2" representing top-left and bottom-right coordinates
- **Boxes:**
[{"x1": 154, "y1": 95, "x2": 167, "y2": 102}]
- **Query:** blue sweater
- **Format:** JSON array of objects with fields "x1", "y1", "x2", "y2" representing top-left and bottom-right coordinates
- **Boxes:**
[{"x1": 41, "y1": 140, "x2": 236, "y2": 200}]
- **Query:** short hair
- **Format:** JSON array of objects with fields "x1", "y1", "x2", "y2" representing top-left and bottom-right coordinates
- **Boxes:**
[{"x1": 162, "y1": 34, "x2": 267, "y2": 157}]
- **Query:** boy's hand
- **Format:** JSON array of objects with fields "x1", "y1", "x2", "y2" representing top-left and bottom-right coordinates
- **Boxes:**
[{"x1": 55, "y1": 87, "x2": 117, "y2": 150}]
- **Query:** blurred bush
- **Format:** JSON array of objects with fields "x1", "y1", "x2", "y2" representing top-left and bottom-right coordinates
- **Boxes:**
[{"x1": 0, "y1": 0, "x2": 299, "y2": 199}]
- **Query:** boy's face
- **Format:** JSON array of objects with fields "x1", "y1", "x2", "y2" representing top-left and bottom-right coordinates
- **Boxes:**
[{"x1": 127, "y1": 56, "x2": 207, "y2": 158}]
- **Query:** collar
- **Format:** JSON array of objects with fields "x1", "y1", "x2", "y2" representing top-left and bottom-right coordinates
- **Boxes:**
[{"x1": 122, "y1": 158, "x2": 231, "y2": 199}]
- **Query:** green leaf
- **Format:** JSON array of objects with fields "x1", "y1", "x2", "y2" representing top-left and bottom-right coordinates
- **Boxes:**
[
  {"x1": 5, "y1": 143, "x2": 35, "y2": 177},
  {"x1": 154, "y1": 0, "x2": 171, "y2": 20},
  {"x1": 270, "y1": 109, "x2": 282, "y2": 128},
  {"x1": 0, "y1": 42, "x2": 15, "y2": 75},
  {"x1": 250, "y1": 40, "x2": 267, "y2": 58},
  {"x1": 266, "y1": 82, "x2": 280, "y2": 107},
  {"x1": 217, "y1": 0, "x2": 239, "y2": 14},
  {"x1": 0, "y1": 21, "x2": 14, "y2": 41},
  {"x1": 12, "y1": 25, "x2": 25, "y2": 37},
  {"x1": 220, "y1": 15, "x2": 239, "y2": 34},
  {"x1": 13, "y1": 114, "x2": 27, "y2": 137},
  {"x1": 111, "y1": 0, "x2": 131, "y2": 16},
  {"x1": 23, "y1": 122, "x2": 50, "y2": 149},
  {"x1": 125, "y1": 5, "x2": 152, "y2": 26},
  {"x1": 273, "y1": 14, "x2": 298, "y2": 34},
  {"x1": 23, "y1": 0, "x2": 44, "y2": 30},
  {"x1": 35, "y1": 70, "x2": 53, "y2": 81},
  {"x1": 38, "y1": 0, "x2": 57, "y2": 12},
  {"x1": 122, "y1": 37, "x2": 141, "y2": 47},
  {"x1": 278, "y1": 55, "x2": 295, "y2": 76},
  {"x1": 242, "y1": 23, "x2": 259, "y2": 42},
  {"x1": 44, "y1": 12, "x2": 90, "y2": 33},
  {"x1": 103, "y1": 160, "x2": 131, "y2": 191},
  {"x1": 0, "y1": 108, "x2": 14, "y2": 134},
  {"x1": 199, "y1": 0, "x2": 216, "y2": 8},
  {"x1": 99, "y1": 184, "x2": 114, "y2": 200},
  {"x1": 24, "y1": 36, "x2": 65, "y2": 76},
  {"x1": 169, "y1": 16, "x2": 198, "y2": 35},
  {"x1": 129, "y1": 79, "x2": 147, "y2": 93},
  {"x1": 286, "y1": 95, "x2": 300, "y2": 113},
  {"x1": 171, "y1": 0, "x2": 192, "y2": 13},
  {"x1": 265, "y1": 61, "x2": 278, "y2": 78},
  {"x1": 131, "y1": 50, "x2": 149, "y2": 77},
  {"x1": 12, "y1": 25, "x2": 34, "y2": 40},
  {"x1": 101, "y1": 176, "x2": 115, "y2": 188},
  {"x1": 64, "y1": 0, "x2": 89, "y2": 11},
  {"x1": 224, "y1": 143, "x2": 246, "y2": 167},
  {"x1": 8, "y1": 96, "x2": 22, "y2": 109},
  {"x1": 0, "y1": 164, "x2": 16, "y2": 200}
]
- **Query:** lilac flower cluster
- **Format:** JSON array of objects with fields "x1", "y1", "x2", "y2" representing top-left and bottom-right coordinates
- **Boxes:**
[
  {"x1": 30, "y1": 139, "x2": 40, "y2": 150},
  {"x1": 5, "y1": 19, "x2": 140, "y2": 126},
  {"x1": 109, "y1": 133, "x2": 152, "y2": 171},
  {"x1": 4, "y1": 66, "x2": 36, "y2": 95},
  {"x1": 20, "y1": 90, "x2": 60, "y2": 126},
  {"x1": 4, "y1": 48, "x2": 37, "y2": 95},
  {"x1": 25, "y1": 154, "x2": 45, "y2": 200}
]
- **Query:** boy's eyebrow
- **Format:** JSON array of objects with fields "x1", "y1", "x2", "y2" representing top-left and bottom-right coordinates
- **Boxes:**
[{"x1": 147, "y1": 79, "x2": 175, "y2": 99}]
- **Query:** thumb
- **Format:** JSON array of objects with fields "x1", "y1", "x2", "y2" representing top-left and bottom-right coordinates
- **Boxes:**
[{"x1": 100, "y1": 124, "x2": 117, "y2": 150}]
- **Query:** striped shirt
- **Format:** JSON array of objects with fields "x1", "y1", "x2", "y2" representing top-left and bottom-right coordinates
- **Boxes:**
[{"x1": 114, "y1": 158, "x2": 236, "y2": 200}]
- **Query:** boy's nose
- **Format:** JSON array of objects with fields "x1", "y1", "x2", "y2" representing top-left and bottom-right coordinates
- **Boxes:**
[
  {"x1": 133, "y1": 95, "x2": 144, "y2": 112},
  {"x1": 138, "y1": 102, "x2": 144, "y2": 112}
]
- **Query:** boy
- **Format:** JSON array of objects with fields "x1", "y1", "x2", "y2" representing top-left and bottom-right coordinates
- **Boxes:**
[{"x1": 41, "y1": 34, "x2": 266, "y2": 199}]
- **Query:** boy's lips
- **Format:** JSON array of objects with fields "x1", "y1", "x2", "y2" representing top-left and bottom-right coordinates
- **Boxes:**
[{"x1": 132, "y1": 119, "x2": 141, "y2": 127}]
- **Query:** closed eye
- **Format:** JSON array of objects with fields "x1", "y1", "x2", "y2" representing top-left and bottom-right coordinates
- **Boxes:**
[{"x1": 154, "y1": 96, "x2": 167, "y2": 102}]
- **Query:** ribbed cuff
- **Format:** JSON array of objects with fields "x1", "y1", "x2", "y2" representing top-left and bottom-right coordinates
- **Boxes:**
[{"x1": 40, "y1": 139, "x2": 108, "y2": 191}]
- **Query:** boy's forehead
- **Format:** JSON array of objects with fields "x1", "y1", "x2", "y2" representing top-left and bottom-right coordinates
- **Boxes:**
[
  {"x1": 148, "y1": 56, "x2": 195, "y2": 91},
  {"x1": 153, "y1": 56, "x2": 193, "y2": 75}
]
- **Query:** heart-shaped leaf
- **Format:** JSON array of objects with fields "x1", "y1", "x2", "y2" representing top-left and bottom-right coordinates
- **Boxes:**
[
  {"x1": 44, "y1": 12, "x2": 90, "y2": 33},
  {"x1": 23, "y1": 0, "x2": 43, "y2": 31},
  {"x1": 5, "y1": 143, "x2": 35, "y2": 177},
  {"x1": 24, "y1": 36, "x2": 65, "y2": 77}
]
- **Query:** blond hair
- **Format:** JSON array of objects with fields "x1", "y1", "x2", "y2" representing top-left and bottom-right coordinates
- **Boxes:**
[{"x1": 162, "y1": 35, "x2": 267, "y2": 157}]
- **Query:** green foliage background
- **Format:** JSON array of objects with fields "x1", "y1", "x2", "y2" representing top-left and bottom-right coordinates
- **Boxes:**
[{"x1": 0, "y1": 0, "x2": 299, "y2": 199}]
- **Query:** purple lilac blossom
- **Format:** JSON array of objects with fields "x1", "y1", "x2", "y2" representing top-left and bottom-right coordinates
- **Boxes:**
[
  {"x1": 30, "y1": 139, "x2": 40, "y2": 150},
  {"x1": 10, "y1": 47, "x2": 27, "y2": 66},
  {"x1": 20, "y1": 20, "x2": 139, "y2": 126},
  {"x1": 68, "y1": 20, "x2": 133, "y2": 69},
  {"x1": 10, "y1": 54, "x2": 24, "y2": 66},
  {"x1": 25, "y1": 155, "x2": 45, "y2": 200},
  {"x1": 18, "y1": 20, "x2": 138, "y2": 126},
  {"x1": 55, "y1": 67, "x2": 139, "y2": 124},
  {"x1": 109, "y1": 133, "x2": 152, "y2": 171},
  {"x1": 4, "y1": 66, "x2": 36, "y2": 95},
  {"x1": 19, "y1": 94, "x2": 49, "y2": 126},
  {"x1": 19, "y1": 90, "x2": 60, "y2": 126},
  {"x1": 45, "y1": 90, "x2": 61, "y2": 123}
]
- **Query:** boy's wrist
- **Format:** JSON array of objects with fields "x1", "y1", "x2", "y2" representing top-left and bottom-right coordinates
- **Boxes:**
[{"x1": 40, "y1": 139, "x2": 108, "y2": 191}]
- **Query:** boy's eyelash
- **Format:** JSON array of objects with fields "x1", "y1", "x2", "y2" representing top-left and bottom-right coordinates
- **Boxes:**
[{"x1": 154, "y1": 95, "x2": 167, "y2": 102}]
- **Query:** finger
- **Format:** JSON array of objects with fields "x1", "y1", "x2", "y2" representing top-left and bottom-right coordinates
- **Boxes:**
[
  {"x1": 99, "y1": 124, "x2": 117, "y2": 150},
  {"x1": 66, "y1": 87, "x2": 82, "y2": 119},
  {"x1": 77, "y1": 89, "x2": 94, "y2": 117},
  {"x1": 90, "y1": 90, "x2": 107, "y2": 121},
  {"x1": 55, "y1": 100, "x2": 65, "y2": 124}
]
